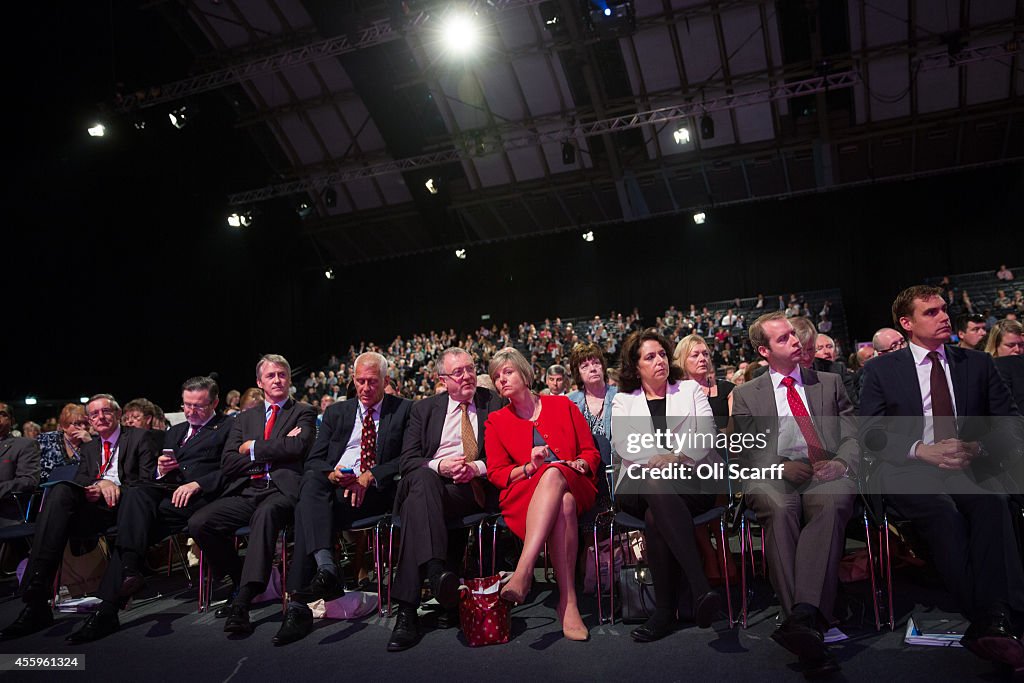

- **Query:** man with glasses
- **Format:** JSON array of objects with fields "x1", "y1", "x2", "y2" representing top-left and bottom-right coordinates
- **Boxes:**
[
  {"x1": 1, "y1": 394, "x2": 156, "y2": 641},
  {"x1": 66, "y1": 377, "x2": 232, "y2": 642},
  {"x1": 957, "y1": 313, "x2": 988, "y2": 350},
  {"x1": 0, "y1": 401, "x2": 41, "y2": 525},
  {"x1": 273, "y1": 352, "x2": 411, "y2": 646},
  {"x1": 871, "y1": 327, "x2": 907, "y2": 356},
  {"x1": 386, "y1": 347, "x2": 504, "y2": 651}
]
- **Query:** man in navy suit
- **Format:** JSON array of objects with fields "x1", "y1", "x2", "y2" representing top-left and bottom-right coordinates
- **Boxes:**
[
  {"x1": 387, "y1": 347, "x2": 504, "y2": 652},
  {"x1": 273, "y1": 351, "x2": 412, "y2": 645},
  {"x1": 860, "y1": 285, "x2": 1024, "y2": 669},
  {"x1": 189, "y1": 354, "x2": 317, "y2": 636},
  {"x1": 67, "y1": 376, "x2": 233, "y2": 642}
]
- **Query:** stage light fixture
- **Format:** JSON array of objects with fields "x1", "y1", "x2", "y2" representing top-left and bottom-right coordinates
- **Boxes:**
[
  {"x1": 692, "y1": 212, "x2": 706, "y2": 225},
  {"x1": 442, "y1": 11, "x2": 481, "y2": 56},
  {"x1": 582, "y1": 231, "x2": 594, "y2": 242},
  {"x1": 455, "y1": 249, "x2": 467, "y2": 260},
  {"x1": 425, "y1": 178, "x2": 439, "y2": 195},
  {"x1": 325, "y1": 268, "x2": 335, "y2": 280},
  {"x1": 87, "y1": 123, "x2": 105, "y2": 137},
  {"x1": 561, "y1": 141, "x2": 576, "y2": 165},
  {"x1": 586, "y1": 0, "x2": 635, "y2": 37},
  {"x1": 169, "y1": 106, "x2": 188, "y2": 129},
  {"x1": 80, "y1": 397, "x2": 89, "y2": 404},
  {"x1": 296, "y1": 201, "x2": 314, "y2": 218},
  {"x1": 700, "y1": 114, "x2": 715, "y2": 140},
  {"x1": 25, "y1": 397, "x2": 37, "y2": 406},
  {"x1": 227, "y1": 211, "x2": 253, "y2": 228},
  {"x1": 673, "y1": 126, "x2": 690, "y2": 145}
]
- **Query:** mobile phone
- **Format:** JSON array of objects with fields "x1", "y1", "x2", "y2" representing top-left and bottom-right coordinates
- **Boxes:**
[
  {"x1": 161, "y1": 449, "x2": 175, "y2": 457},
  {"x1": 338, "y1": 467, "x2": 355, "y2": 474}
]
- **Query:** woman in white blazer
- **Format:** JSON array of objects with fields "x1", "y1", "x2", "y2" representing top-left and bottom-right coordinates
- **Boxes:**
[{"x1": 611, "y1": 329, "x2": 722, "y2": 642}]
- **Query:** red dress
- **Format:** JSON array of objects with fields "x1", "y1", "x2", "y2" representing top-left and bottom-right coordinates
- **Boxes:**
[{"x1": 484, "y1": 395, "x2": 602, "y2": 539}]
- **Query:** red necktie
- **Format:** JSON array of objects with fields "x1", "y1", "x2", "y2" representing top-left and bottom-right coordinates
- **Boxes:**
[
  {"x1": 360, "y1": 407, "x2": 377, "y2": 472},
  {"x1": 97, "y1": 441, "x2": 113, "y2": 480},
  {"x1": 183, "y1": 424, "x2": 200, "y2": 445},
  {"x1": 252, "y1": 404, "x2": 280, "y2": 480},
  {"x1": 781, "y1": 376, "x2": 826, "y2": 464}
]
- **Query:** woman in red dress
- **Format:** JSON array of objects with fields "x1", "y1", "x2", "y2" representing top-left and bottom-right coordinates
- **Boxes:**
[{"x1": 484, "y1": 347, "x2": 601, "y2": 641}]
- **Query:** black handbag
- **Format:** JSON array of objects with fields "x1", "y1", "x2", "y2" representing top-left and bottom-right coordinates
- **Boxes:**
[{"x1": 617, "y1": 564, "x2": 656, "y2": 623}]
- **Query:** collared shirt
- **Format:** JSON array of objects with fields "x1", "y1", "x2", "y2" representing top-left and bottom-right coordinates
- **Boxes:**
[
  {"x1": 427, "y1": 396, "x2": 486, "y2": 477},
  {"x1": 334, "y1": 399, "x2": 384, "y2": 475},
  {"x1": 908, "y1": 341, "x2": 958, "y2": 453},
  {"x1": 769, "y1": 366, "x2": 811, "y2": 461},
  {"x1": 100, "y1": 425, "x2": 122, "y2": 486},
  {"x1": 157, "y1": 413, "x2": 216, "y2": 481}
]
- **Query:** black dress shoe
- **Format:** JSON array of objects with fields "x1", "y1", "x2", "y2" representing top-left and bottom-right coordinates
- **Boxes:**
[
  {"x1": 962, "y1": 616, "x2": 1024, "y2": 668},
  {"x1": 305, "y1": 568, "x2": 345, "y2": 602},
  {"x1": 630, "y1": 616, "x2": 674, "y2": 643},
  {"x1": 223, "y1": 604, "x2": 253, "y2": 634},
  {"x1": 214, "y1": 584, "x2": 240, "y2": 618},
  {"x1": 431, "y1": 571, "x2": 459, "y2": 611},
  {"x1": 118, "y1": 571, "x2": 146, "y2": 600},
  {"x1": 693, "y1": 590, "x2": 723, "y2": 629},
  {"x1": 272, "y1": 606, "x2": 313, "y2": 646},
  {"x1": 0, "y1": 603, "x2": 54, "y2": 640},
  {"x1": 436, "y1": 608, "x2": 459, "y2": 630},
  {"x1": 387, "y1": 608, "x2": 420, "y2": 652},
  {"x1": 66, "y1": 612, "x2": 119, "y2": 644},
  {"x1": 771, "y1": 618, "x2": 828, "y2": 661}
]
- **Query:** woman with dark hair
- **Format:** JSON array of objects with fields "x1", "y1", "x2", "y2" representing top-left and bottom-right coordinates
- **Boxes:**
[
  {"x1": 611, "y1": 329, "x2": 722, "y2": 642},
  {"x1": 567, "y1": 342, "x2": 616, "y2": 442},
  {"x1": 485, "y1": 347, "x2": 601, "y2": 641}
]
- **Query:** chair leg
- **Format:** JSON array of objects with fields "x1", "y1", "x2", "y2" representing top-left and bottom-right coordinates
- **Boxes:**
[
  {"x1": 863, "y1": 511, "x2": 880, "y2": 631},
  {"x1": 717, "y1": 515, "x2": 734, "y2": 628},
  {"x1": 197, "y1": 548, "x2": 205, "y2": 613},
  {"x1": 882, "y1": 515, "x2": 894, "y2": 631},
  {"x1": 386, "y1": 520, "x2": 396, "y2": 617},
  {"x1": 279, "y1": 530, "x2": 288, "y2": 616},
  {"x1": 759, "y1": 527, "x2": 766, "y2": 576},
  {"x1": 491, "y1": 521, "x2": 498, "y2": 577},
  {"x1": 593, "y1": 519, "x2": 604, "y2": 625},
  {"x1": 740, "y1": 514, "x2": 748, "y2": 629},
  {"x1": 169, "y1": 535, "x2": 193, "y2": 588}
]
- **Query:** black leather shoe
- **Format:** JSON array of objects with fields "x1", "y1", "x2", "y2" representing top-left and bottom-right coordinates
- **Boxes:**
[
  {"x1": 694, "y1": 590, "x2": 723, "y2": 629},
  {"x1": 436, "y1": 608, "x2": 459, "y2": 630},
  {"x1": 118, "y1": 571, "x2": 146, "y2": 600},
  {"x1": 272, "y1": 606, "x2": 313, "y2": 646},
  {"x1": 305, "y1": 568, "x2": 345, "y2": 602},
  {"x1": 771, "y1": 618, "x2": 827, "y2": 661},
  {"x1": 223, "y1": 604, "x2": 253, "y2": 635},
  {"x1": 630, "y1": 616, "x2": 674, "y2": 643},
  {"x1": 66, "y1": 612, "x2": 119, "y2": 643},
  {"x1": 962, "y1": 616, "x2": 1024, "y2": 668},
  {"x1": 431, "y1": 571, "x2": 459, "y2": 611},
  {"x1": 214, "y1": 584, "x2": 240, "y2": 618},
  {"x1": 0, "y1": 603, "x2": 54, "y2": 640},
  {"x1": 387, "y1": 608, "x2": 420, "y2": 652}
]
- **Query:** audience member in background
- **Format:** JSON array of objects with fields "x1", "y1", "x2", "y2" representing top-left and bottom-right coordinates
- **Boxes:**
[
  {"x1": 567, "y1": 343, "x2": 616, "y2": 445},
  {"x1": 856, "y1": 346, "x2": 875, "y2": 367},
  {"x1": 673, "y1": 334, "x2": 733, "y2": 430},
  {"x1": 1, "y1": 394, "x2": 155, "y2": 641},
  {"x1": 985, "y1": 319, "x2": 1024, "y2": 358},
  {"x1": 151, "y1": 404, "x2": 168, "y2": 431},
  {"x1": 189, "y1": 355, "x2": 316, "y2": 637},
  {"x1": 996, "y1": 290, "x2": 1014, "y2": 310},
  {"x1": 386, "y1": 348, "x2": 503, "y2": 652},
  {"x1": 66, "y1": 377, "x2": 232, "y2": 643},
  {"x1": 122, "y1": 398, "x2": 155, "y2": 429},
  {"x1": 957, "y1": 313, "x2": 988, "y2": 351},
  {"x1": 611, "y1": 330, "x2": 722, "y2": 642},
  {"x1": 790, "y1": 317, "x2": 859, "y2": 408},
  {"x1": 814, "y1": 335, "x2": 837, "y2": 363},
  {"x1": 542, "y1": 364, "x2": 569, "y2": 396},
  {"x1": 0, "y1": 402, "x2": 41, "y2": 525},
  {"x1": 860, "y1": 285, "x2": 1024, "y2": 672},
  {"x1": 732, "y1": 313, "x2": 857, "y2": 677},
  {"x1": 238, "y1": 387, "x2": 263, "y2": 411},
  {"x1": 222, "y1": 389, "x2": 241, "y2": 416},
  {"x1": 997, "y1": 264, "x2": 1015, "y2": 281},
  {"x1": 36, "y1": 403, "x2": 90, "y2": 482},
  {"x1": 275, "y1": 352, "x2": 411, "y2": 646},
  {"x1": 871, "y1": 327, "x2": 906, "y2": 356},
  {"x1": 21, "y1": 422, "x2": 40, "y2": 440},
  {"x1": 484, "y1": 348, "x2": 600, "y2": 641}
]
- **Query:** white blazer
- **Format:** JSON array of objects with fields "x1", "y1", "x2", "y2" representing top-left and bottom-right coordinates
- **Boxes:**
[{"x1": 610, "y1": 380, "x2": 719, "y2": 482}]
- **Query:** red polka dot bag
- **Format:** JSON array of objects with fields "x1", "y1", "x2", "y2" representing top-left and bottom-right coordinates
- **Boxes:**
[{"x1": 459, "y1": 575, "x2": 511, "y2": 647}]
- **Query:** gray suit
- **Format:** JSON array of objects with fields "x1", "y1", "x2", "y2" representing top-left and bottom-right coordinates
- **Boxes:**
[
  {"x1": 731, "y1": 367, "x2": 859, "y2": 622},
  {"x1": 0, "y1": 436, "x2": 40, "y2": 522}
]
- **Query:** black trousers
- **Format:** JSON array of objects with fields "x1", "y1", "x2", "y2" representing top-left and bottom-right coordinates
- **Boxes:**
[
  {"x1": 390, "y1": 467, "x2": 485, "y2": 606},
  {"x1": 97, "y1": 484, "x2": 209, "y2": 605},
  {"x1": 188, "y1": 483, "x2": 293, "y2": 588},
  {"x1": 885, "y1": 467, "x2": 1024, "y2": 620},
  {"x1": 21, "y1": 482, "x2": 116, "y2": 604},
  {"x1": 285, "y1": 469, "x2": 392, "y2": 593},
  {"x1": 618, "y1": 478, "x2": 714, "y2": 612}
]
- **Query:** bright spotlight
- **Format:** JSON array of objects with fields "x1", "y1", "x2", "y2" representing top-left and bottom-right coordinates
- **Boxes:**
[
  {"x1": 325, "y1": 268, "x2": 335, "y2": 280},
  {"x1": 603, "y1": 8, "x2": 612, "y2": 16},
  {"x1": 582, "y1": 231, "x2": 594, "y2": 242},
  {"x1": 88, "y1": 123, "x2": 106, "y2": 137},
  {"x1": 80, "y1": 397, "x2": 89, "y2": 404},
  {"x1": 442, "y1": 12, "x2": 480, "y2": 56},
  {"x1": 455, "y1": 249, "x2": 467, "y2": 260},
  {"x1": 673, "y1": 126, "x2": 690, "y2": 145},
  {"x1": 25, "y1": 397, "x2": 37, "y2": 406},
  {"x1": 693, "y1": 212, "x2": 706, "y2": 225},
  {"x1": 425, "y1": 178, "x2": 439, "y2": 195},
  {"x1": 227, "y1": 211, "x2": 253, "y2": 228},
  {"x1": 169, "y1": 106, "x2": 188, "y2": 129}
]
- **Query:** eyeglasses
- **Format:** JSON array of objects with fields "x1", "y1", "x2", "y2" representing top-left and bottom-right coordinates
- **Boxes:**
[
  {"x1": 877, "y1": 340, "x2": 907, "y2": 355},
  {"x1": 181, "y1": 402, "x2": 212, "y2": 411},
  {"x1": 440, "y1": 367, "x2": 477, "y2": 380},
  {"x1": 87, "y1": 408, "x2": 116, "y2": 419}
]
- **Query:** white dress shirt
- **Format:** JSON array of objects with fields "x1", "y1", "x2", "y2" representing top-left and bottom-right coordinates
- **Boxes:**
[
  {"x1": 427, "y1": 396, "x2": 486, "y2": 477},
  {"x1": 768, "y1": 366, "x2": 812, "y2": 461},
  {"x1": 99, "y1": 425, "x2": 122, "y2": 486},
  {"x1": 335, "y1": 399, "x2": 383, "y2": 475},
  {"x1": 908, "y1": 341, "x2": 958, "y2": 455}
]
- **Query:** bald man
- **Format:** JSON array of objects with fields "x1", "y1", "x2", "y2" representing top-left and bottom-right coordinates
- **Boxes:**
[
  {"x1": 856, "y1": 347, "x2": 875, "y2": 366},
  {"x1": 871, "y1": 328, "x2": 906, "y2": 356}
]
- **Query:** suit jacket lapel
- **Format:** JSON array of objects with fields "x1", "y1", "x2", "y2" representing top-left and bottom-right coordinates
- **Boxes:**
[
  {"x1": 427, "y1": 398, "x2": 446, "y2": 456},
  {"x1": 377, "y1": 397, "x2": 393, "y2": 456},
  {"x1": 898, "y1": 349, "x2": 925, "y2": 415},
  {"x1": 754, "y1": 373, "x2": 779, "y2": 418},
  {"x1": 947, "y1": 347, "x2": 970, "y2": 416},
  {"x1": 800, "y1": 367, "x2": 824, "y2": 423},
  {"x1": 270, "y1": 400, "x2": 293, "y2": 439}
]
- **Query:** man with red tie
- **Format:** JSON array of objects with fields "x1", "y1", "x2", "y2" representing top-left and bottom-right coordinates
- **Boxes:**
[
  {"x1": 0, "y1": 394, "x2": 157, "y2": 641},
  {"x1": 732, "y1": 312, "x2": 858, "y2": 678},
  {"x1": 188, "y1": 354, "x2": 316, "y2": 636},
  {"x1": 273, "y1": 351, "x2": 411, "y2": 645}
]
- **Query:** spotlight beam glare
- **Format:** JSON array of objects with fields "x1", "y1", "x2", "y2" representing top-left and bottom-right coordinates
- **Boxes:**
[{"x1": 441, "y1": 12, "x2": 481, "y2": 56}]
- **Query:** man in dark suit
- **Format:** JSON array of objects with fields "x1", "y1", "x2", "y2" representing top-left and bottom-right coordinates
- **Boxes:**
[
  {"x1": 387, "y1": 347, "x2": 504, "y2": 652},
  {"x1": 860, "y1": 285, "x2": 1024, "y2": 670},
  {"x1": 732, "y1": 312, "x2": 859, "y2": 678},
  {"x1": 66, "y1": 376, "x2": 233, "y2": 642},
  {"x1": 273, "y1": 352, "x2": 411, "y2": 646},
  {"x1": 0, "y1": 401, "x2": 41, "y2": 524},
  {"x1": 0, "y1": 394, "x2": 156, "y2": 641},
  {"x1": 995, "y1": 354, "x2": 1024, "y2": 409},
  {"x1": 188, "y1": 354, "x2": 316, "y2": 636}
]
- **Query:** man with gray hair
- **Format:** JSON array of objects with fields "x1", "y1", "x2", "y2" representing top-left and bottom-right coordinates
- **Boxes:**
[
  {"x1": 274, "y1": 351, "x2": 411, "y2": 645},
  {"x1": 542, "y1": 364, "x2": 568, "y2": 396}
]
